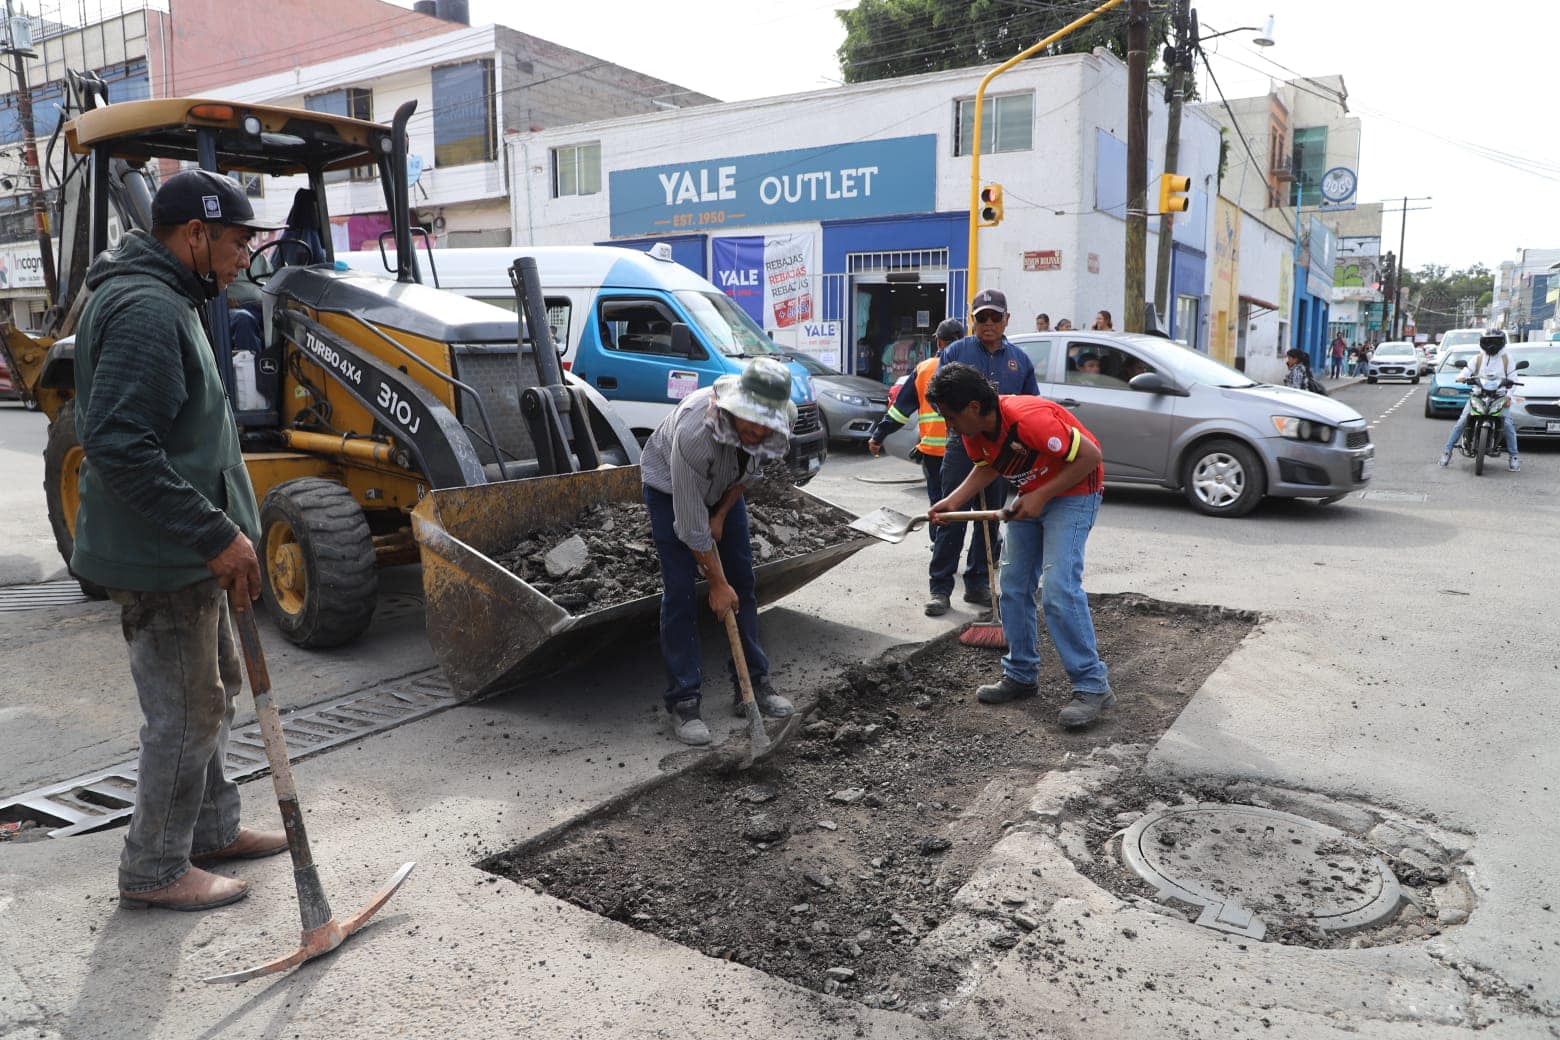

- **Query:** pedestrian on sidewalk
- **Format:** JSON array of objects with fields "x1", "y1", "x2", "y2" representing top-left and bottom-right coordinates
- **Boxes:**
[
  {"x1": 926, "y1": 362, "x2": 1113, "y2": 728},
  {"x1": 640, "y1": 357, "x2": 799, "y2": 745},
  {"x1": 868, "y1": 318, "x2": 964, "y2": 603},
  {"x1": 72, "y1": 171, "x2": 286, "y2": 912},
  {"x1": 1329, "y1": 334, "x2": 1347, "y2": 379},
  {"x1": 1034, "y1": 313, "x2": 1050, "y2": 332},
  {"x1": 929, "y1": 289, "x2": 1039, "y2": 616},
  {"x1": 1092, "y1": 310, "x2": 1114, "y2": 331}
]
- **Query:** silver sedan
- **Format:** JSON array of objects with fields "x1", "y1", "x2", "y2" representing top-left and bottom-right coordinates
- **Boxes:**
[{"x1": 888, "y1": 332, "x2": 1373, "y2": 517}]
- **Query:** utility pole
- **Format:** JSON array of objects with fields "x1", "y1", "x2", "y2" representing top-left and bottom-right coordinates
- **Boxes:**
[
  {"x1": 1152, "y1": 0, "x2": 1190, "y2": 323},
  {"x1": 3, "y1": 0, "x2": 56, "y2": 306},
  {"x1": 1379, "y1": 196, "x2": 1431, "y2": 340},
  {"x1": 1124, "y1": 0, "x2": 1148, "y2": 333}
]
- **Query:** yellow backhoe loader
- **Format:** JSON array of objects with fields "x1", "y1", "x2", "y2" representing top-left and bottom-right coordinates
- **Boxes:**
[{"x1": 0, "y1": 73, "x2": 868, "y2": 698}]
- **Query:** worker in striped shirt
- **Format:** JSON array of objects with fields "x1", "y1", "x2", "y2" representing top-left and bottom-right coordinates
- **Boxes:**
[
  {"x1": 868, "y1": 318, "x2": 964, "y2": 615},
  {"x1": 640, "y1": 357, "x2": 799, "y2": 745}
]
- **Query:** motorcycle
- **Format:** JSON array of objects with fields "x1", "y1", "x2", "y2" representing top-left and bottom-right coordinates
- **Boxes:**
[{"x1": 1454, "y1": 358, "x2": 1529, "y2": 476}]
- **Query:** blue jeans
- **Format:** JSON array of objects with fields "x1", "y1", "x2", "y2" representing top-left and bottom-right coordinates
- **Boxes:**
[
  {"x1": 644, "y1": 486, "x2": 767, "y2": 708},
  {"x1": 999, "y1": 492, "x2": 1109, "y2": 693},
  {"x1": 1443, "y1": 403, "x2": 1518, "y2": 458},
  {"x1": 929, "y1": 441, "x2": 1004, "y2": 596},
  {"x1": 920, "y1": 452, "x2": 943, "y2": 544},
  {"x1": 108, "y1": 579, "x2": 243, "y2": 892}
]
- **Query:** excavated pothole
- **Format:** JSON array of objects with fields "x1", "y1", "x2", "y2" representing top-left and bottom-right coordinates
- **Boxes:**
[{"x1": 482, "y1": 595, "x2": 1255, "y2": 1011}]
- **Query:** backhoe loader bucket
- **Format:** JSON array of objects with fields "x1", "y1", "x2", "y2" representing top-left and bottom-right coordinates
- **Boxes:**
[{"x1": 410, "y1": 466, "x2": 872, "y2": 699}]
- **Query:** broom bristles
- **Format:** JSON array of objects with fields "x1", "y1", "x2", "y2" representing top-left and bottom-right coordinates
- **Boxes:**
[{"x1": 959, "y1": 622, "x2": 1007, "y2": 649}]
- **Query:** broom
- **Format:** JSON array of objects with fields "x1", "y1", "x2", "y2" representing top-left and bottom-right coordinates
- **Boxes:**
[{"x1": 960, "y1": 487, "x2": 1006, "y2": 649}]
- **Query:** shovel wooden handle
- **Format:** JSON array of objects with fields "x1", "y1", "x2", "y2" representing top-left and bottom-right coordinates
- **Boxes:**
[
  {"x1": 932, "y1": 509, "x2": 1004, "y2": 522},
  {"x1": 723, "y1": 610, "x2": 758, "y2": 710}
]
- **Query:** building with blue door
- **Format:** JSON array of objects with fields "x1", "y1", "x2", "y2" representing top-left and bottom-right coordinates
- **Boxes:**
[{"x1": 507, "y1": 50, "x2": 1221, "y2": 382}]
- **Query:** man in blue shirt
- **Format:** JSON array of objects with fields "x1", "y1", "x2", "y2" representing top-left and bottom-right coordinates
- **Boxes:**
[{"x1": 926, "y1": 288, "x2": 1038, "y2": 615}]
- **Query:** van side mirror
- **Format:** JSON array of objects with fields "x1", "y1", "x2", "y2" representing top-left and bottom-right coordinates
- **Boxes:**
[
  {"x1": 1453, "y1": 359, "x2": 1467, "y2": 369},
  {"x1": 670, "y1": 322, "x2": 694, "y2": 357},
  {"x1": 1515, "y1": 359, "x2": 1530, "y2": 370},
  {"x1": 1129, "y1": 371, "x2": 1187, "y2": 396}
]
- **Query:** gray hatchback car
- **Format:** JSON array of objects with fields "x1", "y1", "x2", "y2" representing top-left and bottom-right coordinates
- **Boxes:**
[{"x1": 888, "y1": 332, "x2": 1374, "y2": 517}]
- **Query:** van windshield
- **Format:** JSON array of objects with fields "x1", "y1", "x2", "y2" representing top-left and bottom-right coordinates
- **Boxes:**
[{"x1": 675, "y1": 291, "x2": 783, "y2": 357}]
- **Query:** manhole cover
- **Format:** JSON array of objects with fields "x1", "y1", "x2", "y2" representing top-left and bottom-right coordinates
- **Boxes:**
[
  {"x1": 0, "y1": 579, "x2": 90, "y2": 612},
  {"x1": 1121, "y1": 803, "x2": 1402, "y2": 940}
]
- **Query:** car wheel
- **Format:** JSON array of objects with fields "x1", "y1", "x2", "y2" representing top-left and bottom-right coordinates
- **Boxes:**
[
  {"x1": 1411, "y1": 376, "x2": 1420, "y2": 385},
  {"x1": 1423, "y1": 395, "x2": 1434, "y2": 418},
  {"x1": 1367, "y1": 376, "x2": 1377, "y2": 384},
  {"x1": 1180, "y1": 438, "x2": 1266, "y2": 518}
]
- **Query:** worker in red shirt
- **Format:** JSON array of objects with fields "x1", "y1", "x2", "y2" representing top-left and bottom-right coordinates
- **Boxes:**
[{"x1": 926, "y1": 362, "x2": 1113, "y2": 727}]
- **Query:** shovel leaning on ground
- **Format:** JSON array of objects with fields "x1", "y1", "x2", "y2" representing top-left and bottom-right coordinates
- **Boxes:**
[
  {"x1": 722, "y1": 608, "x2": 772, "y2": 765},
  {"x1": 202, "y1": 605, "x2": 415, "y2": 985},
  {"x1": 849, "y1": 507, "x2": 1003, "y2": 544}
]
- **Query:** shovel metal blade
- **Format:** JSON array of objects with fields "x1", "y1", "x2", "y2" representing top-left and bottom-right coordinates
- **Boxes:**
[{"x1": 849, "y1": 507, "x2": 926, "y2": 544}]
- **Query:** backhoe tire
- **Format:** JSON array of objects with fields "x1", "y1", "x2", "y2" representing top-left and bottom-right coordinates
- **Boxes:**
[
  {"x1": 42, "y1": 400, "x2": 108, "y2": 600},
  {"x1": 258, "y1": 478, "x2": 377, "y2": 648},
  {"x1": 1473, "y1": 426, "x2": 1488, "y2": 476}
]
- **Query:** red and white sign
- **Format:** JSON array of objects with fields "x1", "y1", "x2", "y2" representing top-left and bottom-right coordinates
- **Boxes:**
[{"x1": 1023, "y1": 250, "x2": 1062, "y2": 272}]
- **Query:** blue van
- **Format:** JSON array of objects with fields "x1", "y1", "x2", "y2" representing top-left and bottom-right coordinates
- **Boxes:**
[{"x1": 337, "y1": 244, "x2": 827, "y2": 482}]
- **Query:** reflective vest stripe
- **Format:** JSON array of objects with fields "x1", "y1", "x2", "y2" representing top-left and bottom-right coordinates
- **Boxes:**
[{"x1": 913, "y1": 358, "x2": 947, "y2": 456}]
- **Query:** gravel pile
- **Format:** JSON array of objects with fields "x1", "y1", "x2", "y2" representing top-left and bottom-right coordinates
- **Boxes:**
[{"x1": 490, "y1": 484, "x2": 856, "y2": 613}]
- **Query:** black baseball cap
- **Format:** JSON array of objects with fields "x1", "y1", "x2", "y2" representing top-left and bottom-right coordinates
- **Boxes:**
[
  {"x1": 151, "y1": 169, "x2": 282, "y2": 230},
  {"x1": 970, "y1": 288, "x2": 1008, "y2": 317}
]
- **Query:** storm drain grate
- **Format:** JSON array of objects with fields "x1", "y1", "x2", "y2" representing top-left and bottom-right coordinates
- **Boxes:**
[
  {"x1": 1120, "y1": 803, "x2": 1403, "y2": 941},
  {"x1": 0, "y1": 580, "x2": 90, "y2": 612},
  {"x1": 0, "y1": 670, "x2": 458, "y2": 838}
]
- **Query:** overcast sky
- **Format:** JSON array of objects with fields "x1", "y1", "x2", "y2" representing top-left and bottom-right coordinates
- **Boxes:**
[{"x1": 458, "y1": 0, "x2": 1560, "y2": 274}]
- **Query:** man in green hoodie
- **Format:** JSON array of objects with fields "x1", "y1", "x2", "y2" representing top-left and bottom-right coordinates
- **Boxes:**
[{"x1": 73, "y1": 170, "x2": 285, "y2": 911}]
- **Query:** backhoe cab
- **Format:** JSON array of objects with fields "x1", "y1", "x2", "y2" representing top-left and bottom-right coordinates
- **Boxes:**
[{"x1": 0, "y1": 72, "x2": 638, "y2": 652}]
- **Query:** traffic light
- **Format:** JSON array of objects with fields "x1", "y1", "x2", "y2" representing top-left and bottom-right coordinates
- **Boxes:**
[
  {"x1": 978, "y1": 184, "x2": 1004, "y2": 226},
  {"x1": 1157, "y1": 173, "x2": 1191, "y2": 214}
]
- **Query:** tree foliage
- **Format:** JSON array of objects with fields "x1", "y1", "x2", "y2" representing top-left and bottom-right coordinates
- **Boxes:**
[
  {"x1": 836, "y1": 0, "x2": 1170, "y2": 85},
  {"x1": 1402, "y1": 263, "x2": 1494, "y2": 335}
]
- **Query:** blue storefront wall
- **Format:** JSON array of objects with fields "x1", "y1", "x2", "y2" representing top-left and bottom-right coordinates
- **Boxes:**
[
  {"x1": 1293, "y1": 261, "x2": 1330, "y2": 367},
  {"x1": 819, "y1": 212, "x2": 971, "y2": 376},
  {"x1": 599, "y1": 234, "x2": 708, "y2": 277},
  {"x1": 1169, "y1": 244, "x2": 1206, "y2": 349}
]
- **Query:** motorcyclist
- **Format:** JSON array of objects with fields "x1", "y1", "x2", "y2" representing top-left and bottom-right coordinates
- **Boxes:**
[{"x1": 1439, "y1": 328, "x2": 1520, "y2": 472}]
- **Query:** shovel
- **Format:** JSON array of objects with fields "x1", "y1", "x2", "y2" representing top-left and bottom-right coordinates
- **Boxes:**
[
  {"x1": 723, "y1": 608, "x2": 772, "y2": 765},
  {"x1": 202, "y1": 605, "x2": 415, "y2": 985},
  {"x1": 849, "y1": 507, "x2": 1003, "y2": 544}
]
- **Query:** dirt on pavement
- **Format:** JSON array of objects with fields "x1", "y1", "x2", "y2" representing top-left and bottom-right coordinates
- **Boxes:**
[{"x1": 484, "y1": 594, "x2": 1255, "y2": 1011}]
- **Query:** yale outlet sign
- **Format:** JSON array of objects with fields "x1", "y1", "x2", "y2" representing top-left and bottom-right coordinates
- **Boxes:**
[{"x1": 608, "y1": 135, "x2": 936, "y2": 238}]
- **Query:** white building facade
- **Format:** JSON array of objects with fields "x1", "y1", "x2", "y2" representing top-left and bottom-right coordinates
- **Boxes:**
[
  {"x1": 507, "y1": 50, "x2": 1221, "y2": 381},
  {"x1": 207, "y1": 22, "x2": 713, "y2": 251}
]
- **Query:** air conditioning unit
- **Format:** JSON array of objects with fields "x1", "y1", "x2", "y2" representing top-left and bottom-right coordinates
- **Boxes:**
[{"x1": 1271, "y1": 159, "x2": 1295, "y2": 182}]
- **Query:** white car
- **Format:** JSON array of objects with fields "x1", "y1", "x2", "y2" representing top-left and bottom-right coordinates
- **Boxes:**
[{"x1": 1367, "y1": 341, "x2": 1421, "y2": 384}]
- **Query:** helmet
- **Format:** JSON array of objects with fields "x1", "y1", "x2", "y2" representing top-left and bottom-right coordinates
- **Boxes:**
[{"x1": 1479, "y1": 328, "x2": 1506, "y2": 355}]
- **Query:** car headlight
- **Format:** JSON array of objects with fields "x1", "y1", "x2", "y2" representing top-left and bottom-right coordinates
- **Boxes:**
[
  {"x1": 822, "y1": 389, "x2": 872, "y2": 407},
  {"x1": 1271, "y1": 415, "x2": 1335, "y2": 444}
]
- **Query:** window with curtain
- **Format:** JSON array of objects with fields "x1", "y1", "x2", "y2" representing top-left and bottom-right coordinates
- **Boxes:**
[
  {"x1": 432, "y1": 60, "x2": 495, "y2": 167},
  {"x1": 552, "y1": 142, "x2": 601, "y2": 197},
  {"x1": 954, "y1": 92, "x2": 1034, "y2": 157}
]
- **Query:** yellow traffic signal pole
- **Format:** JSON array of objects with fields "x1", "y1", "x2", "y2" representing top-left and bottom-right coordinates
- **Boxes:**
[{"x1": 966, "y1": 0, "x2": 1128, "y2": 312}]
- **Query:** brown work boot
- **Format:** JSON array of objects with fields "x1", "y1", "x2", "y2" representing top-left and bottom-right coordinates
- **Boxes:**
[
  {"x1": 119, "y1": 867, "x2": 249, "y2": 911},
  {"x1": 191, "y1": 827, "x2": 288, "y2": 864}
]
